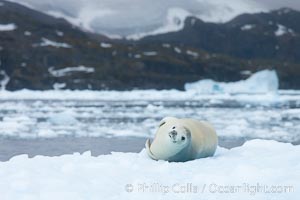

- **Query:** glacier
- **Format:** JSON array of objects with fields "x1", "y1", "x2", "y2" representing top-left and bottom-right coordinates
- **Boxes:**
[{"x1": 185, "y1": 70, "x2": 279, "y2": 94}]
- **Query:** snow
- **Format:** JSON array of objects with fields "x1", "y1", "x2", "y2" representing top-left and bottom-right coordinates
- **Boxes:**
[
  {"x1": 0, "y1": 23, "x2": 17, "y2": 31},
  {"x1": 162, "y1": 43, "x2": 171, "y2": 48},
  {"x1": 0, "y1": 139, "x2": 299, "y2": 200},
  {"x1": 241, "y1": 24, "x2": 255, "y2": 31},
  {"x1": 53, "y1": 82, "x2": 66, "y2": 90},
  {"x1": 174, "y1": 47, "x2": 181, "y2": 53},
  {"x1": 186, "y1": 50, "x2": 199, "y2": 57},
  {"x1": 21, "y1": 62, "x2": 27, "y2": 67},
  {"x1": 275, "y1": 24, "x2": 294, "y2": 36},
  {"x1": 275, "y1": 24, "x2": 287, "y2": 36},
  {"x1": 143, "y1": 51, "x2": 158, "y2": 56},
  {"x1": 127, "y1": 8, "x2": 192, "y2": 40},
  {"x1": 48, "y1": 66, "x2": 95, "y2": 77},
  {"x1": 185, "y1": 70, "x2": 279, "y2": 94},
  {"x1": 24, "y1": 31, "x2": 31, "y2": 36},
  {"x1": 100, "y1": 42, "x2": 112, "y2": 48},
  {"x1": 134, "y1": 54, "x2": 141, "y2": 59},
  {"x1": 0, "y1": 70, "x2": 10, "y2": 90},
  {"x1": 7, "y1": 0, "x2": 268, "y2": 39},
  {"x1": 56, "y1": 30, "x2": 64, "y2": 36},
  {"x1": 34, "y1": 38, "x2": 72, "y2": 48}
]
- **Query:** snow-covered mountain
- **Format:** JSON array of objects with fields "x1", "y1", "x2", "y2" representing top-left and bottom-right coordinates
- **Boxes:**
[
  {"x1": 5, "y1": 0, "x2": 300, "y2": 40},
  {"x1": 1, "y1": 0, "x2": 300, "y2": 91},
  {"x1": 4, "y1": 0, "x2": 282, "y2": 39}
]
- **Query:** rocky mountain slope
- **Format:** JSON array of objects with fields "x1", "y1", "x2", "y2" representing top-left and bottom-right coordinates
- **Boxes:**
[{"x1": 0, "y1": 0, "x2": 300, "y2": 90}]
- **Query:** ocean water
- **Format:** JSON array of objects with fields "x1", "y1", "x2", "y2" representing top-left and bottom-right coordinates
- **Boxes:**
[{"x1": 0, "y1": 90, "x2": 299, "y2": 160}]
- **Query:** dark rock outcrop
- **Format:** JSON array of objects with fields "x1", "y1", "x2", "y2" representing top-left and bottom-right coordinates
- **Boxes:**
[{"x1": 0, "y1": 0, "x2": 300, "y2": 90}]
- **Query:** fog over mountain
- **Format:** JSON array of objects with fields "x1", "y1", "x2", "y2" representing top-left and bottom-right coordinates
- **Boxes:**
[{"x1": 6, "y1": 0, "x2": 299, "y2": 38}]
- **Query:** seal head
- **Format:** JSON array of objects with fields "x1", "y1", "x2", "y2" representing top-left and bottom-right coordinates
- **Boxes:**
[{"x1": 146, "y1": 117, "x2": 192, "y2": 162}]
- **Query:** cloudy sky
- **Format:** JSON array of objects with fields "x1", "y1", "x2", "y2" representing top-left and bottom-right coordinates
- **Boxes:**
[{"x1": 8, "y1": 0, "x2": 300, "y2": 37}]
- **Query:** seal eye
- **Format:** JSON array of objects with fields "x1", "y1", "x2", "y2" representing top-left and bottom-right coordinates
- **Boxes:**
[
  {"x1": 181, "y1": 136, "x2": 185, "y2": 141},
  {"x1": 172, "y1": 126, "x2": 175, "y2": 129}
]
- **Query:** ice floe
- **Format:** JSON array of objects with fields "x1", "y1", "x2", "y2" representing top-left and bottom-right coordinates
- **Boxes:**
[{"x1": 0, "y1": 139, "x2": 299, "y2": 200}]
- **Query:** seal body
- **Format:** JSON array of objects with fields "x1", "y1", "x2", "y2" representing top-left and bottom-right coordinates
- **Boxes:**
[{"x1": 145, "y1": 117, "x2": 218, "y2": 162}]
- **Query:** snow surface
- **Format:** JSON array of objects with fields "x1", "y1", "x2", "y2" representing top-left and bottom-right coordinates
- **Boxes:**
[
  {"x1": 185, "y1": 70, "x2": 279, "y2": 94},
  {"x1": 48, "y1": 66, "x2": 95, "y2": 77},
  {"x1": 33, "y1": 38, "x2": 72, "y2": 48},
  {"x1": 0, "y1": 23, "x2": 17, "y2": 31},
  {"x1": 0, "y1": 139, "x2": 299, "y2": 200}
]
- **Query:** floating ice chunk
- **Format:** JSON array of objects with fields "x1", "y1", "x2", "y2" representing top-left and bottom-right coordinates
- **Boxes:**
[
  {"x1": 100, "y1": 42, "x2": 112, "y2": 48},
  {"x1": 48, "y1": 111, "x2": 78, "y2": 125},
  {"x1": 0, "y1": 116, "x2": 35, "y2": 137},
  {"x1": 185, "y1": 70, "x2": 279, "y2": 94},
  {"x1": 49, "y1": 66, "x2": 95, "y2": 77},
  {"x1": 34, "y1": 38, "x2": 72, "y2": 48},
  {"x1": 0, "y1": 23, "x2": 17, "y2": 31}
]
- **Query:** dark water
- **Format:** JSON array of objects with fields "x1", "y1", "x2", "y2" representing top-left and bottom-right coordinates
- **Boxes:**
[
  {"x1": 0, "y1": 136, "x2": 249, "y2": 161},
  {"x1": 1, "y1": 95, "x2": 300, "y2": 162}
]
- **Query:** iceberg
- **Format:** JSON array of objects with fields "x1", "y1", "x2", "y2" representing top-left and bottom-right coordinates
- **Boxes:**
[
  {"x1": 184, "y1": 70, "x2": 279, "y2": 94},
  {"x1": 0, "y1": 139, "x2": 299, "y2": 200}
]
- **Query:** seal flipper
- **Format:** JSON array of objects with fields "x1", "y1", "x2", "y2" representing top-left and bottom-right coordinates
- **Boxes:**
[{"x1": 145, "y1": 139, "x2": 157, "y2": 160}]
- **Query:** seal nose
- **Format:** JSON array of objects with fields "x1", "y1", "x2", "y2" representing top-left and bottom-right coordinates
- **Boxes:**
[{"x1": 169, "y1": 130, "x2": 177, "y2": 138}]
